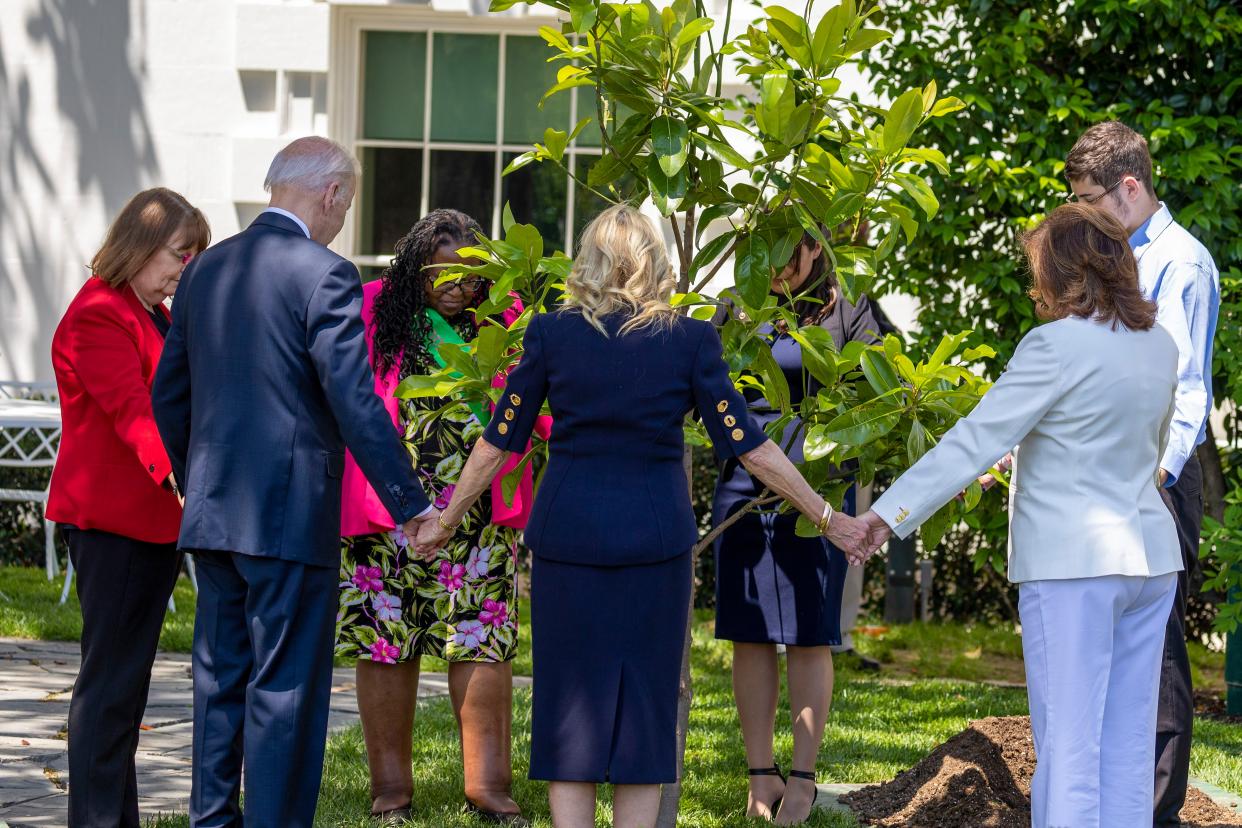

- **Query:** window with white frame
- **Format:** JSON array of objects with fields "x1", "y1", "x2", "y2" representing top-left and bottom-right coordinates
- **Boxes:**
[{"x1": 351, "y1": 27, "x2": 622, "y2": 278}]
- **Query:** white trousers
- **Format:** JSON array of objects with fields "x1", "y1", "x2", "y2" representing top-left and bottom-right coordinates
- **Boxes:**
[{"x1": 1019, "y1": 572, "x2": 1177, "y2": 828}]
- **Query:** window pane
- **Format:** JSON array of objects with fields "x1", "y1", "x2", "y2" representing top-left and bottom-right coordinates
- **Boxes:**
[
  {"x1": 431, "y1": 34, "x2": 499, "y2": 143},
  {"x1": 572, "y1": 154, "x2": 638, "y2": 245},
  {"x1": 574, "y1": 89, "x2": 642, "y2": 148},
  {"x1": 428, "y1": 151, "x2": 496, "y2": 231},
  {"x1": 363, "y1": 31, "x2": 427, "y2": 140},
  {"x1": 360, "y1": 147, "x2": 424, "y2": 256},
  {"x1": 501, "y1": 153, "x2": 568, "y2": 251},
  {"x1": 360, "y1": 266, "x2": 385, "y2": 284},
  {"x1": 503, "y1": 36, "x2": 568, "y2": 145}
]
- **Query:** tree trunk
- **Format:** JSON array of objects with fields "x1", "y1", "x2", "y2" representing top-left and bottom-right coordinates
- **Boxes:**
[
  {"x1": 1199, "y1": 420, "x2": 1226, "y2": 522},
  {"x1": 656, "y1": 446, "x2": 698, "y2": 827}
]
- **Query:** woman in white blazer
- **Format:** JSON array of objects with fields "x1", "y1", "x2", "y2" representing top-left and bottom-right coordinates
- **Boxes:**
[{"x1": 855, "y1": 203, "x2": 1181, "y2": 828}]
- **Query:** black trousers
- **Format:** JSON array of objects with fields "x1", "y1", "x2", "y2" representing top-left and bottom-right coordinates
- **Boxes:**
[
  {"x1": 64, "y1": 526, "x2": 182, "y2": 828},
  {"x1": 1154, "y1": 454, "x2": 1204, "y2": 826}
]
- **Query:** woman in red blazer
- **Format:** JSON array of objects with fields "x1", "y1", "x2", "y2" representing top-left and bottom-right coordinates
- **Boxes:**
[{"x1": 46, "y1": 187, "x2": 209, "y2": 828}]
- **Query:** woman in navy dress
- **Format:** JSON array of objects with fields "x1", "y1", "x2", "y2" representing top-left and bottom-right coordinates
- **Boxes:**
[
  {"x1": 713, "y1": 231, "x2": 893, "y2": 824},
  {"x1": 419, "y1": 205, "x2": 871, "y2": 828}
]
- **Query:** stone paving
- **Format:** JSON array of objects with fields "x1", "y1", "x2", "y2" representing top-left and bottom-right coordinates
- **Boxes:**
[
  {"x1": 3, "y1": 637, "x2": 1239, "y2": 826},
  {"x1": 0, "y1": 638, "x2": 467, "y2": 827}
]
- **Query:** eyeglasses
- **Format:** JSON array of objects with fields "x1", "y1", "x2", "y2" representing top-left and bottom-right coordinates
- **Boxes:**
[
  {"x1": 1065, "y1": 178, "x2": 1123, "y2": 205},
  {"x1": 166, "y1": 245, "x2": 194, "y2": 266},
  {"x1": 428, "y1": 276, "x2": 487, "y2": 294}
]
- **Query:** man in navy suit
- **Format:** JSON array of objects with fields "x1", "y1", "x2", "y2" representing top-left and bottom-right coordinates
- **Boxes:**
[{"x1": 152, "y1": 137, "x2": 437, "y2": 826}]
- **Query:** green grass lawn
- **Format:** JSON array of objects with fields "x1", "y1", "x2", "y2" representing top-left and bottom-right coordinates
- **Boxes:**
[{"x1": 2, "y1": 565, "x2": 1237, "y2": 827}]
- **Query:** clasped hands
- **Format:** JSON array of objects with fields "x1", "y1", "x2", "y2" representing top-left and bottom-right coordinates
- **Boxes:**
[
  {"x1": 824, "y1": 509, "x2": 891, "y2": 566},
  {"x1": 402, "y1": 508, "x2": 456, "y2": 561}
]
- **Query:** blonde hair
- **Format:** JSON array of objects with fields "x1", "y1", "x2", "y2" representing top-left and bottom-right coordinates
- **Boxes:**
[{"x1": 565, "y1": 204, "x2": 678, "y2": 335}]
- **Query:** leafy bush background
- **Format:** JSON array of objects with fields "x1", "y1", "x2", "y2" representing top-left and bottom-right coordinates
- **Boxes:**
[{"x1": 863, "y1": 0, "x2": 1242, "y2": 635}]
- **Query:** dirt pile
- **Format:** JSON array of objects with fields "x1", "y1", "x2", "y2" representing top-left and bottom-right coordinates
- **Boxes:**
[{"x1": 839, "y1": 715, "x2": 1242, "y2": 827}]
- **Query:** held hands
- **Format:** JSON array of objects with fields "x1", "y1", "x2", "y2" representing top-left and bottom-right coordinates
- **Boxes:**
[
  {"x1": 823, "y1": 509, "x2": 892, "y2": 566},
  {"x1": 405, "y1": 508, "x2": 452, "y2": 561},
  {"x1": 977, "y1": 452, "x2": 1014, "y2": 493}
]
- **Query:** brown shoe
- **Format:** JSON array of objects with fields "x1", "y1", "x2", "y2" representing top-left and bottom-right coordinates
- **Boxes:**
[{"x1": 451, "y1": 662, "x2": 526, "y2": 824}]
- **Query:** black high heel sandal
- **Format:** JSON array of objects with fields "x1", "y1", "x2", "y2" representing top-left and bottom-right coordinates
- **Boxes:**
[
  {"x1": 778, "y1": 770, "x2": 819, "y2": 823},
  {"x1": 747, "y1": 763, "x2": 787, "y2": 816}
]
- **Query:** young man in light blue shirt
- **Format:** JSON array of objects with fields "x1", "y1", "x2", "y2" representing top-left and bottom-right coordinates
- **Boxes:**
[{"x1": 1066, "y1": 120, "x2": 1220, "y2": 827}]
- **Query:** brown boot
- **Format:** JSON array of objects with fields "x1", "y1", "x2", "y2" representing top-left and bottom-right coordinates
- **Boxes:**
[
  {"x1": 357, "y1": 659, "x2": 419, "y2": 815},
  {"x1": 450, "y1": 661, "x2": 528, "y2": 825}
]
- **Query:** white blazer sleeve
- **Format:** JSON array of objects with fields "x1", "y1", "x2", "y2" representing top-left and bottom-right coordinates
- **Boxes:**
[{"x1": 872, "y1": 327, "x2": 1065, "y2": 539}]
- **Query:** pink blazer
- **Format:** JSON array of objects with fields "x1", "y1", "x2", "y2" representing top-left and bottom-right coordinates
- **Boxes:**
[{"x1": 340, "y1": 281, "x2": 551, "y2": 537}]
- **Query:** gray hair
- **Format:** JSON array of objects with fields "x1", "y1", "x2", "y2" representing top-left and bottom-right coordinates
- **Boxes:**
[{"x1": 264, "y1": 136, "x2": 359, "y2": 202}]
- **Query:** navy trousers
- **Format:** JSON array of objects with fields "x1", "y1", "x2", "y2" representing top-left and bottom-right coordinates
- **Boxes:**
[
  {"x1": 189, "y1": 550, "x2": 338, "y2": 828},
  {"x1": 1154, "y1": 455, "x2": 1203, "y2": 826}
]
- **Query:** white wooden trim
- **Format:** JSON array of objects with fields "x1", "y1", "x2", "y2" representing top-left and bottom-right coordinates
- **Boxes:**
[{"x1": 329, "y1": 4, "x2": 578, "y2": 260}]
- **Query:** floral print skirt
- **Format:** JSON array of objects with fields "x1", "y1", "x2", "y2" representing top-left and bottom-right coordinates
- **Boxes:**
[{"x1": 335, "y1": 400, "x2": 522, "y2": 664}]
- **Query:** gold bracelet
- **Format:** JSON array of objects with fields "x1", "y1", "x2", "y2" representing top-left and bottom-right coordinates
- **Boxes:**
[
  {"x1": 816, "y1": 501, "x2": 834, "y2": 535},
  {"x1": 438, "y1": 513, "x2": 460, "y2": 532}
]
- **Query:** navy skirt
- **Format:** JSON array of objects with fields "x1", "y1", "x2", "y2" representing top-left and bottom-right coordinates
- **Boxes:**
[
  {"x1": 528, "y1": 551, "x2": 692, "y2": 784},
  {"x1": 712, "y1": 487, "x2": 853, "y2": 646}
]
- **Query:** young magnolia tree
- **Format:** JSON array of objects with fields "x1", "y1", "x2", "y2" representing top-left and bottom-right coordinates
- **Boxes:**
[{"x1": 400, "y1": 0, "x2": 997, "y2": 819}]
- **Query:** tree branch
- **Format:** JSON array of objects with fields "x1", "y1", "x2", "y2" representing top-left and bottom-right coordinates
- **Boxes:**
[
  {"x1": 692, "y1": 492, "x2": 782, "y2": 554},
  {"x1": 690, "y1": 237, "x2": 739, "y2": 293}
]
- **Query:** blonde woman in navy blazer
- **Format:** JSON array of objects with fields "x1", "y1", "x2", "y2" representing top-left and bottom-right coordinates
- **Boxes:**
[{"x1": 419, "y1": 204, "x2": 871, "y2": 827}]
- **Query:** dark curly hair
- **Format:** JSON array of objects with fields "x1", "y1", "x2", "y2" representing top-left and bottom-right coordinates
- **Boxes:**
[{"x1": 370, "y1": 209, "x2": 484, "y2": 380}]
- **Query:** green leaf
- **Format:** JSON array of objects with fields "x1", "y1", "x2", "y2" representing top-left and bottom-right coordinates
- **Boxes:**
[
  {"x1": 919, "y1": 502, "x2": 955, "y2": 551},
  {"x1": 803, "y1": 424, "x2": 837, "y2": 462},
  {"x1": 883, "y1": 89, "x2": 925, "y2": 155},
  {"x1": 823, "y1": 401, "x2": 902, "y2": 445},
  {"x1": 962, "y1": 345, "x2": 997, "y2": 361},
  {"x1": 651, "y1": 116, "x2": 690, "y2": 177},
  {"x1": 502, "y1": 151, "x2": 539, "y2": 176},
  {"x1": 895, "y1": 173, "x2": 939, "y2": 218},
  {"x1": 765, "y1": 6, "x2": 813, "y2": 67},
  {"x1": 693, "y1": 133, "x2": 752, "y2": 170},
  {"x1": 768, "y1": 227, "x2": 803, "y2": 273},
  {"x1": 757, "y1": 72, "x2": 795, "y2": 141},
  {"x1": 543, "y1": 127, "x2": 569, "y2": 162},
  {"x1": 569, "y1": 0, "x2": 598, "y2": 33},
  {"x1": 752, "y1": 340, "x2": 791, "y2": 412},
  {"x1": 929, "y1": 96, "x2": 967, "y2": 117},
  {"x1": 906, "y1": 419, "x2": 930, "y2": 464},
  {"x1": 812, "y1": 5, "x2": 848, "y2": 66},
  {"x1": 501, "y1": 202, "x2": 516, "y2": 233},
  {"x1": 689, "y1": 230, "x2": 736, "y2": 279},
  {"x1": 675, "y1": 16, "x2": 714, "y2": 48},
  {"x1": 841, "y1": 27, "x2": 891, "y2": 55},
  {"x1": 822, "y1": 191, "x2": 866, "y2": 228},
  {"x1": 860, "y1": 349, "x2": 901, "y2": 394},
  {"x1": 647, "y1": 154, "x2": 687, "y2": 216},
  {"x1": 735, "y1": 234, "x2": 772, "y2": 308}
]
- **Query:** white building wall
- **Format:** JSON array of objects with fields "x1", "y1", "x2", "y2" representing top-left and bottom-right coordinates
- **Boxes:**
[{"x1": 0, "y1": 0, "x2": 907, "y2": 383}]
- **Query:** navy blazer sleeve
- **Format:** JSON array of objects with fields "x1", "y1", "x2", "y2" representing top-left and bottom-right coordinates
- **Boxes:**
[
  {"x1": 691, "y1": 322, "x2": 768, "y2": 461},
  {"x1": 483, "y1": 314, "x2": 549, "y2": 452},
  {"x1": 306, "y1": 259, "x2": 431, "y2": 523},
  {"x1": 152, "y1": 283, "x2": 193, "y2": 487}
]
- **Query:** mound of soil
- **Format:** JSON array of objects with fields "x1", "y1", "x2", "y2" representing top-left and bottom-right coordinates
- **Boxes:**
[{"x1": 839, "y1": 715, "x2": 1242, "y2": 827}]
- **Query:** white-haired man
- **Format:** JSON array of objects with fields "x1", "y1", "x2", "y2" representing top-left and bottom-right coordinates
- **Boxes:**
[{"x1": 153, "y1": 136, "x2": 438, "y2": 826}]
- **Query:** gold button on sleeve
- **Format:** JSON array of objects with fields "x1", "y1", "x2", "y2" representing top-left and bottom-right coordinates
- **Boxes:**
[
  {"x1": 509, "y1": 394, "x2": 522, "y2": 406},
  {"x1": 730, "y1": 428, "x2": 744, "y2": 441},
  {"x1": 497, "y1": 422, "x2": 509, "y2": 435},
  {"x1": 723, "y1": 414, "x2": 737, "y2": 427},
  {"x1": 504, "y1": 409, "x2": 515, "y2": 421},
  {"x1": 716, "y1": 400, "x2": 729, "y2": 413}
]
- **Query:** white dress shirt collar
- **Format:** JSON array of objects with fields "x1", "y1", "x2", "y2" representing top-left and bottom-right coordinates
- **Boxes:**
[{"x1": 261, "y1": 207, "x2": 311, "y2": 239}]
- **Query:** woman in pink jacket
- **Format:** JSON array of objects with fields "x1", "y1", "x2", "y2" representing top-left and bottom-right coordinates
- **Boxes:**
[{"x1": 337, "y1": 210, "x2": 546, "y2": 824}]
